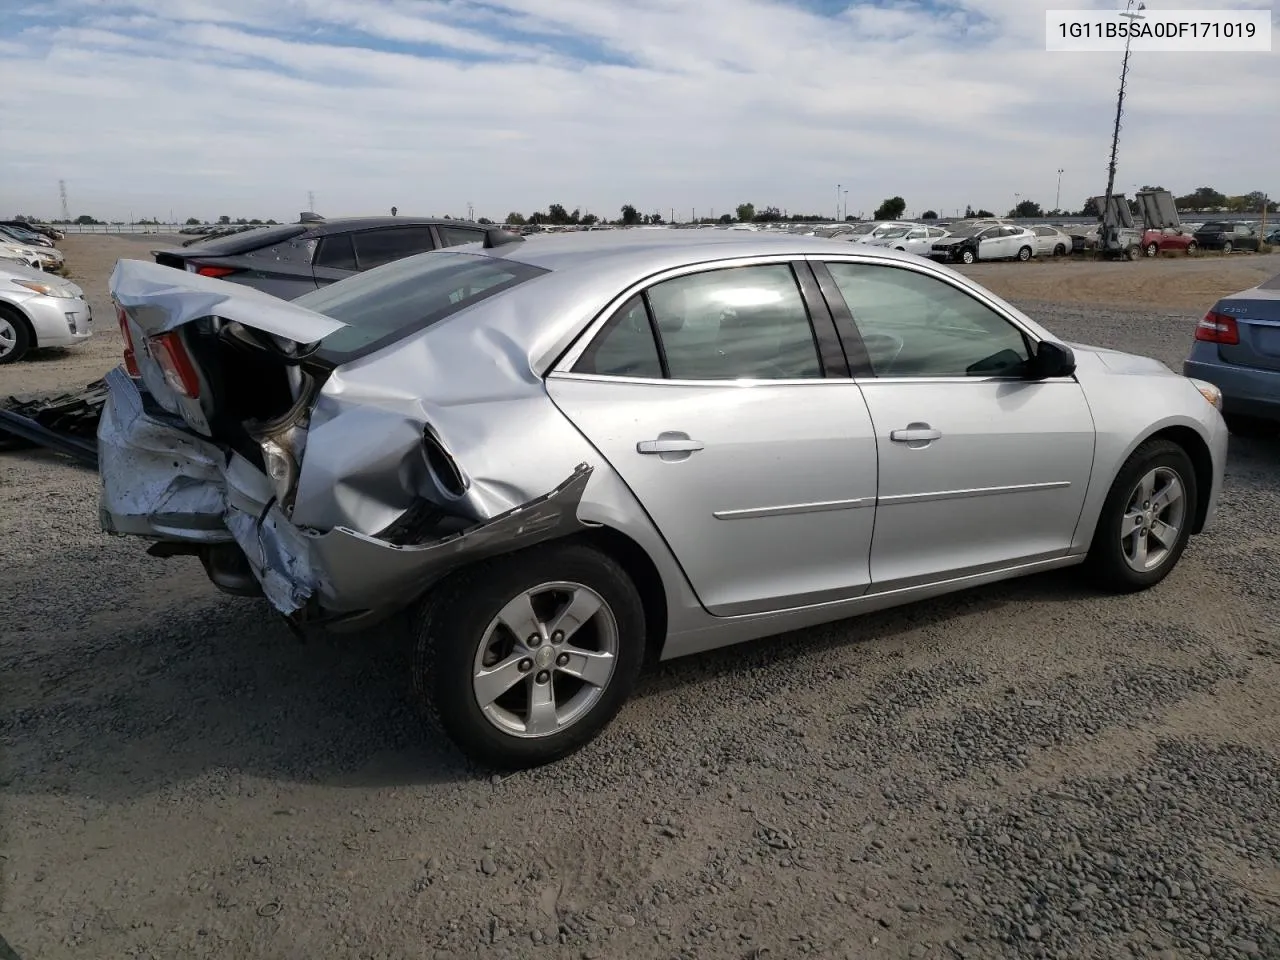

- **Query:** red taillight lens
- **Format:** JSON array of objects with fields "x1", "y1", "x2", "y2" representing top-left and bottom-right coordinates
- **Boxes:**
[
  {"x1": 149, "y1": 332, "x2": 202, "y2": 399},
  {"x1": 115, "y1": 303, "x2": 141, "y2": 377},
  {"x1": 193, "y1": 264, "x2": 239, "y2": 279},
  {"x1": 1194, "y1": 311, "x2": 1240, "y2": 345}
]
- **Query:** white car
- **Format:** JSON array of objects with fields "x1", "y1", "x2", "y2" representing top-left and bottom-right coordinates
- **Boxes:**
[
  {"x1": 0, "y1": 262, "x2": 93, "y2": 363},
  {"x1": 1030, "y1": 225, "x2": 1074, "y2": 257},
  {"x1": 0, "y1": 241, "x2": 47, "y2": 271},
  {"x1": 929, "y1": 224, "x2": 1038, "y2": 264},
  {"x1": 866, "y1": 224, "x2": 951, "y2": 256},
  {"x1": 834, "y1": 221, "x2": 914, "y2": 244}
]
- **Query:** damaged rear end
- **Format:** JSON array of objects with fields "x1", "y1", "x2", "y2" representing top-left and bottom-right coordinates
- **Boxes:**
[{"x1": 102, "y1": 256, "x2": 586, "y2": 629}]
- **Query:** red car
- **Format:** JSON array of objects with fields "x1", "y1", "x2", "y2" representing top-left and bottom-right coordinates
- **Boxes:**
[{"x1": 1142, "y1": 227, "x2": 1198, "y2": 257}]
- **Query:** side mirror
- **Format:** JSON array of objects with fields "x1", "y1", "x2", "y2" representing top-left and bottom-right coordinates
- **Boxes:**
[{"x1": 1028, "y1": 340, "x2": 1076, "y2": 380}]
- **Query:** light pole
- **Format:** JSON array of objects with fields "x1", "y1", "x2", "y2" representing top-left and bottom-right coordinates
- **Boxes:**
[
  {"x1": 1103, "y1": 1, "x2": 1146, "y2": 240},
  {"x1": 836, "y1": 183, "x2": 841, "y2": 222},
  {"x1": 1055, "y1": 169, "x2": 1064, "y2": 213},
  {"x1": 1014, "y1": 193, "x2": 1021, "y2": 217},
  {"x1": 842, "y1": 190, "x2": 848, "y2": 220}
]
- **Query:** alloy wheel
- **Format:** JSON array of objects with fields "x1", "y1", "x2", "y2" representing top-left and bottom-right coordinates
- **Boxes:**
[
  {"x1": 1120, "y1": 466, "x2": 1187, "y2": 573},
  {"x1": 471, "y1": 581, "x2": 619, "y2": 738},
  {"x1": 0, "y1": 317, "x2": 16, "y2": 360}
]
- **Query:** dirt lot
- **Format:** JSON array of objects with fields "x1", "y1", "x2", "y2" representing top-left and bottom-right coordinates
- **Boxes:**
[{"x1": 3, "y1": 236, "x2": 1280, "y2": 960}]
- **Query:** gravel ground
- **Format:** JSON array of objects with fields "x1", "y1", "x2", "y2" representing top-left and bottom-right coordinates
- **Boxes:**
[{"x1": 3, "y1": 237, "x2": 1279, "y2": 959}]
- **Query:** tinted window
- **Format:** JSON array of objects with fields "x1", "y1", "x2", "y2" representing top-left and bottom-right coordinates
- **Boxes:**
[
  {"x1": 438, "y1": 225, "x2": 486, "y2": 248},
  {"x1": 314, "y1": 234, "x2": 357, "y2": 271},
  {"x1": 352, "y1": 227, "x2": 437, "y2": 270},
  {"x1": 1034, "y1": 227, "x2": 1055, "y2": 237},
  {"x1": 295, "y1": 252, "x2": 547, "y2": 362},
  {"x1": 573, "y1": 295, "x2": 663, "y2": 378},
  {"x1": 825, "y1": 262, "x2": 1031, "y2": 378},
  {"x1": 645, "y1": 265, "x2": 822, "y2": 380}
]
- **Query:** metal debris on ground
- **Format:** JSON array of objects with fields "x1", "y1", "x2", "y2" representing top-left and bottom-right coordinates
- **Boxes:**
[{"x1": 0, "y1": 378, "x2": 106, "y2": 467}]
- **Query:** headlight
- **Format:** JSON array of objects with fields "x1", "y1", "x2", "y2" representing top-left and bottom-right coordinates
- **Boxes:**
[
  {"x1": 12, "y1": 278, "x2": 75, "y2": 298},
  {"x1": 1188, "y1": 378, "x2": 1223, "y2": 411}
]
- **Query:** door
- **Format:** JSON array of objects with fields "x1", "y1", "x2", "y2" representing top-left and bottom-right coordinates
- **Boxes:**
[
  {"x1": 816, "y1": 259, "x2": 1095, "y2": 590},
  {"x1": 547, "y1": 262, "x2": 879, "y2": 617},
  {"x1": 976, "y1": 227, "x2": 1004, "y2": 260},
  {"x1": 435, "y1": 224, "x2": 487, "y2": 248},
  {"x1": 1236, "y1": 225, "x2": 1260, "y2": 251}
]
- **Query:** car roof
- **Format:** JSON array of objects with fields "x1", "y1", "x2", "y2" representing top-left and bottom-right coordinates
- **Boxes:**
[
  {"x1": 490, "y1": 228, "x2": 925, "y2": 276},
  {"x1": 305, "y1": 216, "x2": 484, "y2": 235}
]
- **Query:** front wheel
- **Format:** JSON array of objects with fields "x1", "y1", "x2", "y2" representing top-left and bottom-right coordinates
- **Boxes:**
[
  {"x1": 0, "y1": 309, "x2": 32, "y2": 365},
  {"x1": 960, "y1": 248, "x2": 976, "y2": 265},
  {"x1": 412, "y1": 542, "x2": 646, "y2": 769},
  {"x1": 1054, "y1": 244, "x2": 1067, "y2": 257},
  {"x1": 1145, "y1": 242, "x2": 1159, "y2": 258},
  {"x1": 1085, "y1": 439, "x2": 1198, "y2": 593},
  {"x1": 1222, "y1": 241, "x2": 1233, "y2": 255},
  {"x1": 1186, "y1": 241, "x2": 1198, "y2": 255},
  {"x1": 1017, "y1": 245, "x2": 1033, "y2": 262}
]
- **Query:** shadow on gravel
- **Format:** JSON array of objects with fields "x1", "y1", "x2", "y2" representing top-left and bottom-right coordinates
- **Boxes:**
[
  {"x1": 0, "y1": 597, "x2": 471, "y2": 801},
  {"x1": 631, "y1": 567, "x2": 1096, "y2": 701}
]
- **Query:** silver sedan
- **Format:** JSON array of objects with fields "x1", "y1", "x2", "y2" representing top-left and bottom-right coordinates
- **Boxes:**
[
  {"x1": 102, "y1": 231, "x2": 1228, "y2": 767},
  {"x1": 0, "y1": 262, "x2": 94, "y2": 363}
]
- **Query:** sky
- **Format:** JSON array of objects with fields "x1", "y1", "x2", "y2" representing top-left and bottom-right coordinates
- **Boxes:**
[{"x1": 1, "y1": 0, "x2": 1276, "y2": 224}]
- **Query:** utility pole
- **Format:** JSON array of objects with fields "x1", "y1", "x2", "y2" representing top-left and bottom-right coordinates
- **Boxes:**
[
  {"x1": 1102, "y1": 1, "x2": 1146, "y2": 242},
  {"x1": 843, "y1": 190, "x2": 848, "y2": 220},
  {"x1": 59, "y1": 180, "x2": 70, "y2": 223},
  {"x1": 836, "y1": 183, "x2": 841, "y2": 222},
  {"x1": 307, "y1": 190, "x2": 315, "y2": 212},
  {"x1": 1055, "y1": 169, "x2": 1064, "y2": 213}
]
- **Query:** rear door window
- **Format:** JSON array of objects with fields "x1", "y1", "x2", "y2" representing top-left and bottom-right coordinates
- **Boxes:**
[
  {"x1": 313, "y1": 234, "x2": 358, "y2": 271},
  {"x1": 351, "y1": 226, "x2": 438, "y2": 270},
  {"x1": 437, "y1": 225, "x2": 486, "y2": 248}
]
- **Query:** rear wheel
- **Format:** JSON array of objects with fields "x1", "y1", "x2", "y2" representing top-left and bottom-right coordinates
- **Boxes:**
[
  {"x1": 1054, "y1": 243, "x2": 1067, "y2": 256},
  {"x1": 960, "y1": 249, "x2": 976, "y2": 265},
  {"x1": 1017, "y1": 245, "x2": 1033, "y2": 261},
  {"x1": 1186, "y1": 241, "x2": 1198, "y2": 255},
  {"x1": 412, "y1": 542, "x2": 646, "y2": 769},
  {"x1": 1145, "y1": 242, "x2": 1159, "y2": 257},
  {"x1": 1085, "y1": 439, "x2": 1197, "y2": 593},
  {"x1": 0, "y1": 307, "x2": 33, "y2": 365},
  {"x1": 1222, "y1": 241, "x2": 1233, "y2": 255}
]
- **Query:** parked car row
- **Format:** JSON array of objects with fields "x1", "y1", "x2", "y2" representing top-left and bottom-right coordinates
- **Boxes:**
[
  {"x1": 0, "y1": 261, "x2": 92, "y2": 364},
  {"x1": 0, "y1": 223, "x2": 64, "y2": 273}
]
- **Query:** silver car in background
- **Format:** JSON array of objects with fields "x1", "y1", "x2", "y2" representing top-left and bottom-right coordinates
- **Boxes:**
[
  {"x1": 866, "y1": 224, "x2": 951, "y2": 256},
  {"x1": 0, "y1": 262, "x2": 93, "y2": 364},
  {"x1": 102, "y1": 231, "x2": 1227, "y2": 767}
]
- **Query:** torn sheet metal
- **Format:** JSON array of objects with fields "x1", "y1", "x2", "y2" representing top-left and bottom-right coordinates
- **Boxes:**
[
  {"x1": 97, "y1": 367, "x2": 231, "y2": 541},
  {"x1": 249, "y1": 464, "x2": 594, "y2": 618},
  {"x1": 110, "y1": 258, "x2": 347, "y2": 342}
]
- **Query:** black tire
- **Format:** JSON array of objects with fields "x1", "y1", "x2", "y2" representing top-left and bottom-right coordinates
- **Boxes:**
[
  {"x1": 1018, "y1": 245, "x2": 1033, "y2": 262},
  {"x1": 1186, "y1": 241, "x2": 1198, "y2": 255},
  {"x1": 960, "y1": 248, "x2": 976, "y2": 265},
  {"x1": 1085, "y1": 439, "x2": 1198, "y2": 593},
  {"x1": 0, "y1": 306, "x2": 33, "y2": 365},
  {"x1": 1222, "y1": 241, "x2": 1233, "y2": 255},
  {"x1": 1145, "y1": 242, "x2": 1159, "y2": 258},
  {"x1": 1223, "y1": 413, "x2": 1278, "y2": 439},
  {"x1": 1124, "y1": 244, "x2": 1141, "y2": 261},
  {"x1": 1054, "y1": 243, "x2": 1067, "y2": 257},
  {"x1": 411, "y1": 541, "x2": 646, "y2": 769}
]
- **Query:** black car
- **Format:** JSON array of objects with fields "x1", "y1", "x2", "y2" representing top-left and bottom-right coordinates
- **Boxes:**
[
  {"x1": 1193, "y1": 221, "x2": 1262, "y2": 254},
  {"x1": 151, "y1": 215, "x2": 500, "y2": 300}
]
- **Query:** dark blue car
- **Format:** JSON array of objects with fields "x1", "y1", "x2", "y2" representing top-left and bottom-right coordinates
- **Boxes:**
[{"x1": 1184, "y1": 270, "x2": 1280, "y2": 436}]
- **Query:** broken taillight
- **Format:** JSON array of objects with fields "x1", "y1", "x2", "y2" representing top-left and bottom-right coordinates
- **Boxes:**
[
  {"x1": 116, "y1": 303, "x2": 141, "y2": 377},
  {"x1": 1194, "y1": 311, "x2": 1240, "y2": 345},
  {"x1": 192, "y1": 264, "x2": 240, "y2": 279},
  {"x1": 149, "y1": 332, "x2": 202, "y2": 399}
]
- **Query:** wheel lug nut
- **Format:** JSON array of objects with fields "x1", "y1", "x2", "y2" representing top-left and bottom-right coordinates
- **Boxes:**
[
  {"x1": 535, "y1": 670, "x2": 550, "y2": 684},
  {"x1": 518, "y1": 658, "x2": 533, "y2": 672},
  {"x1": 556, "y1": 653, "x2": 570, "y2": 667},
  {"x1": 551, "y1": 631, "x2": 564, "y2": 644},
  {"x1": 528, "y1": 635, "x2": 541, "y2": 647}
]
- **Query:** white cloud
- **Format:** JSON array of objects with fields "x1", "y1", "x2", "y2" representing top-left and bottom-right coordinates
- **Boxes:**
[{"x1": 1, "y1": 0, "x2": 1275, "y2": 223}]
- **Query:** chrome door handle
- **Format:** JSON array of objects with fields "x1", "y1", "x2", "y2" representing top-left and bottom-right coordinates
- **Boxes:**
[
  {"x1": 890, "y1": 427, "x2": 941, "y2": 443},
  {"x1": 637, "y1": 438, "x2": 705, "y2": 454}
]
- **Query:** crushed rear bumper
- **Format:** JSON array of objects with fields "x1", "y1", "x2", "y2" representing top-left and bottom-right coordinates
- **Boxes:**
[{"x1": 98, "y1": 367, "x2": 594, "y2": 624}]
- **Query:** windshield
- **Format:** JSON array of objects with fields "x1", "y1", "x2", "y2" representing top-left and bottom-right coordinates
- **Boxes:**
[
  {"x1": 297, "y1": 251, "x2": 548, "y2": 363},
  {"x1": 846, "y1": 223, "x2": 875, "y2": 234},
  {"x1": 879, "y1": 227, "x2": 911, "y2": 239}
]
